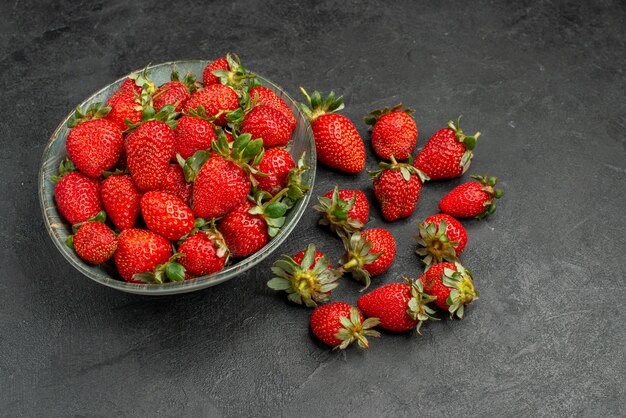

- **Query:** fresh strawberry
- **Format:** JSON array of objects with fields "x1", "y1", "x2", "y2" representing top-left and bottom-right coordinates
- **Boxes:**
[
  {"x1": 160, "y1": 164, "x2": 192, "y2": 205},
  {"x1": 241, "y1": 105, "x2": 294, "y2": 148},
  {"x1": 415, "y1": 213, "x2": 467, "y2": 268},
  {"x1": 357, "y1": 278, "x2": 437, "y2": 333},
  {"x1": 53, "y1": 164, "x2": 102, "y2": 225},
  {"x1": 341, "y1": 228, "x2": 396, "y2": 289},
  {"x1": 313, "y1": 186, "x2": 369, "y2": 237},
  {"x1": 299, "y1": 88, "x2": 365, "y2": 173},
  {"x1": 217, "y1": 200, "x2": 269, "y2": 257},
  {"x1": 184, "y1": 84, "x2": 239, "y2": 126},
  {"x1": 178, "y1": 229, "x2": 229, "y2": 277},
  {"x1": 202, "y1": 57, "x2": 229, "y2": 86},
  {"x1": 413, "y1": 117, "x2": 480, "y2": 180},
  {"x1": 254, "y1": 147, "x2": 295, "y2": 195},
  {"x1": 140, "y1": 191, "x2": 195, "y2": 241},
  {"x1": 105, "y1": 93, "x2": 143, "y2": 130},
  {"x1": 419, "y1": 261, "x2": 478, "y2": 319},
  {"x1": 370, "y1": 156, "x2": 428, "y2": 222},
  {"x1": 173, "y1": 115, "x2": 216, "y2": 160},
  {"x1": 365, "y1": 103, "x2": 417, "y2": 160},
  {"x1": 113, "y1": 228, "x2": 172, "y2": 283},
  {"x1": 309, "y1": 302, "x2": 380, "y2": 349},
  {"x1": 113, "y1": 78, "x2": 142, "y2": 97},
  {"x1": 267, "y1": 243, "x2": 342, "y2": 307},
  {"x1": 440, "y1": 175, "x2": 504, "y2": 219},
  {"x1": 249, "y1": 85, "x2": 296, "y2": 128},
  {"x1": 101, "y1": 174, "x2": 141, "y2": 231},
  {"x1": 191, "y1": 133, "x2": 263, "y2": 219},
  {"x1": 70, "y1": 221, "x2": 117, "y2": 264},
  {"x1": 153, "y1": 81, "x2": 191, "y2": 112},
  {"x1": 126, "y1": 120, "x2": 175, "y2": 191},
  {"x1": 66, "y1": 118, "x2": 123, "y2": 178}
]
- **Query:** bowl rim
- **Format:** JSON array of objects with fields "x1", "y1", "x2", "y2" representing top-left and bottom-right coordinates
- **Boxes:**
[{"x1": 38, "y1": 59, "x2": 316, "y2": 295}]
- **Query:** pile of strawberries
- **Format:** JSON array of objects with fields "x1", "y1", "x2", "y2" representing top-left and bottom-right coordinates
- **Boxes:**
[
  {"x1": 267, "y1": 95, "x2": 504, "y2": 349},
  {"x1": 53, "y1": 54, "x2": 310, "y2": 283}
]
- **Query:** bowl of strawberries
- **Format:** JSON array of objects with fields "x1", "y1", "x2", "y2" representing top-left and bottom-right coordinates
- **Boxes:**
[{"x1": 39, "y1": 55, "x2": 316, "y2": 295}]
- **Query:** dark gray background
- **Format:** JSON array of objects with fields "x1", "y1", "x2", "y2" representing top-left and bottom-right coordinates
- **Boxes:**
[{"x1": 1, "y1": 0, "x2": 624, "y2": 416}]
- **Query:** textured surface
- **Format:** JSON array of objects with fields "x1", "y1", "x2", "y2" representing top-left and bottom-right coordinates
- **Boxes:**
[{"x1": 1, "y1": 0, "x2": 625, "y2": 416}]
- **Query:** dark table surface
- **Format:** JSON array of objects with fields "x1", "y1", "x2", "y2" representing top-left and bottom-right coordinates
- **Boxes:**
[{"x1": 2, "y1": 0, "x2": 625, "y2": 416}]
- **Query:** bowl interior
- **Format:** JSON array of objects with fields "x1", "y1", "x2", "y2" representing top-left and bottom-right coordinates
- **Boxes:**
[{"x1": 39, "y1": 60, "x2": 316, "y2": 295}]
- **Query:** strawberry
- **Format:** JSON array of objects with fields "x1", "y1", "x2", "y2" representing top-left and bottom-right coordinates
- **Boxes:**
[
  {"x1": 341, "y1": 228, "x2": 396, "y2": 289},
  {"x1": 160, "y1": 164, "x2": 192, "y2": 205},
  {"x1": 267, "y1": 243, "x2": 342, "y2": 307},
  {"x1": 126, "y1": 120, "x2": 176, "y2": 191},
  {"x1": 173, "y1": 115, "x2": 216, "y2": 160},
  {"x1": 370, "y1": 156, "x2": 428, "y2": 222},
  {"x1": 365, "y1": 103, "x2": 417, "y2": 161},
  {"x1": 153, "y1": 81, "x2": 191, "y2": 112},
  {"x1": 217, "y1": 200, "x2": 269, "y2": 257},
  {"x1": 415, "y1": 213, "x2": 467, "y2": 268},
  {"x1": 113, "y1": 228, "x2": 173, "y2": 283},
  {"x1": 202, "y1": 57, "x2": 229, "y2": 86},
  {"x1": 419, "y1": 261, "x2": 478, "y2": 319},
  {"x1": 439, "y1": 175, "x2": 504, "y2": 219},
  {"x1": 140, "y1": 191, "x2": 195, "y2": 241},
  {"x1": 113, "y1": 78, "x2": 142, "y2": 97},
  {"x1": 184, "y1": 84, "x2": 239, "y2": 126},
  {"x1": 241, "y1": 105, "x2": 294, "y2": 148},
  {"x1": 70, "y1": 221, "x2": 117, "y2": 264},
  {"x1": 53, "y1": 163, "x2": 102, "y2": 225},
  {"x1": 254, "y1": 147, "x2": 295, "y2": 195},
  {"x1": 66, "y1": 118, "x2": 123, "y2": 178},
  {"x1": 413, "y1": 117, "x2": 480, "y2": 180},
  {"x1": 105, "y1": 93, "x2": 143, "y2": 130},
  {"x1": 299, "y1": 88, "x2": 365, "y2": 173},
  {"x1": 101, "y1": 174, "x2": 141, "y2": 231},
  {"x1": 313, "y1": 186, "x2": 369, "y2": 237},
  {"x1": 357, "y1": 278, "x2": 437, "y2": 333},
  {"x1": 178, "y1": 229, "x2": 229, "y2": 277},
  {"x1": 191, "y1": 133, "x2": 263, "y2": 219},
  {"x1": 249, "y1": 85, "x2": 296, "y2": 128},
  {"x1": 309, "y1": 302, "x2": 380, "y2": 349}
]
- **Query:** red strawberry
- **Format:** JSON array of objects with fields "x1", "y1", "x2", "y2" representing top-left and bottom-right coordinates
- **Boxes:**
[
  {"x1": 202, "y1": 57, "x2": 229, "y2": 86},
  {"x1": 160, "y1": 164, "x2": 192, "y2": 205},
  {"x1": 218, "y1": 200, "x2": 269, "y2": 257},
  {"x1": 439, "y1": 175, "x2": 504, "y2": 219},
  {"x1": 309, "y1": 302, "x2": 380, "y2": 349},
  {"x1": 419, "y1": 261, "x2": 478, "y2": 319},
  {"x1": 178, "y1": 229, "x2": 229, "y2": 277},
  {"x1": 71, "y1": 221, "x2": 117, "y2": 264},
  {"x1": 153, "y1": 81, "x2": 191, "y2": 112},
  {"x1": 113, "y1": 78, "x2": 142, "y2": 97},
  {"x1": 101, "y1": 174, "x2": 141, "y2": 231},
  {"x1": 341, "y1": 228, "x2": 396, "y2": 289},
  {"x1": 267, "y1": 243, "x2": 342, "y2": 307},
  {"x1": 357, "y1": 278, "x2": 437, "y2": 333},
  {"x1": 254, "y1": 147, "x2": 295, "y2": 195},
  {"x1": 241, "y1": 105, "x2": 294, "y2": 148},
  {"x1": 191, "y1": 133, "x2": 263, "y2": 219},
  {"x1": 249, "y1": 86, "x2": 296, "y2": 128},
  {"x1": 299, "y1": 89, "x2": 365, "y2": 173},
  {"x1": 413, "y1": 117, "x2": 480, "y2": 180},
  {"x1": 54, "y1": 169, "x2": 102, "y2": 225},
  {"x1": 173, "y1": 115, "x2": 216, "y2": 160},
  {"x1": 66, "y1": 118, "x2": 123, "y2": 178},
  {"x1": 105, "y1": 93, "x2": 143, "y2": 130},
  {"x1": 313, "y1": 186, "x2": 369, "y2": 237},
  {"x1": 114, "y1": 228, "x2": 172, "y2": 283},
  {"x1": 415, "y1": 213, "x2": 467, "y2": 268},
  {"x1": 370, "y1": 156, "x2": 428, "y2": 222},
  {"x1": 184, "y1": 84, "x2": 239, "y2": 126},
  {"x1": 365, "y1": 104, "x2": 418, "y2": 161},
  {"x1": 126, "y1": 120, "x2": 175, "y2": 191},
  {"x1": 140, "y1": 191, "x2": 195, "y2": 241}
]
